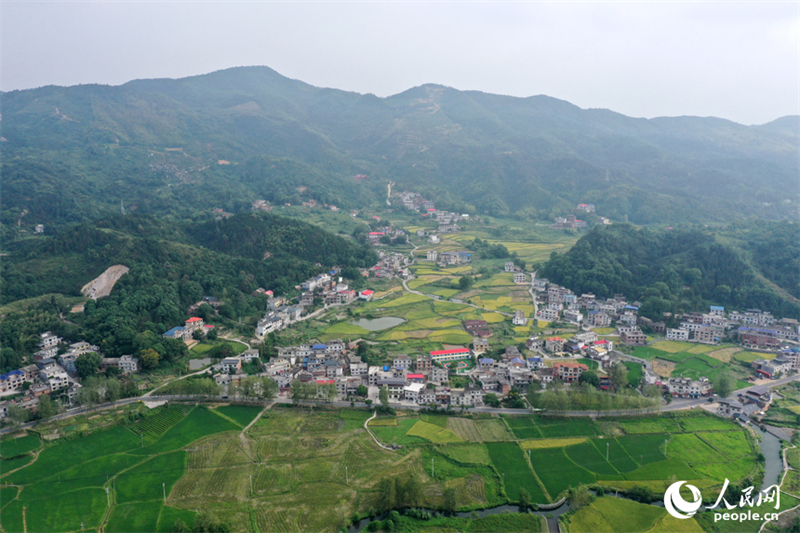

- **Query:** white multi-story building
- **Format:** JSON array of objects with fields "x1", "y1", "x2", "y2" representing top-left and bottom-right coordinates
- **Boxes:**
[{"x1": 666, "y1": 328, "x2": 689, "y2": 341}]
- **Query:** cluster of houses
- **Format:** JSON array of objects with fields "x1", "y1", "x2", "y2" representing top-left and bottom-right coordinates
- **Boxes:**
[
  {"x1": 396, "y1": 190, "x2": 470, "y2": 234},
  {"x1": 367, "y1": 226, "x2": 406, "y2": 246},
  {"x1": 534, "y1": 281, "x2": 640, "y2": 333},
  {"x1": 716, "y1": 386, "x2": 774, "y2": 425},
  {"x1": 370, "y1": 251, "x2": 412, "y2": 279},
  {"x1": 425, "y1": 250, "x2": 471, "y2": 267},
  {"x1": 550, "y1": 204, "x2": 612, "y2": 230},
  {"x1": 550, "y1": 214, "x2": 588, "y2": 230},
  {"x1": 0, "y1": 331, "x2": 141, "y2": 420},
  {"x1": 750, "y1": 347, "x2": 800, "y2": 379},
  {"x1": 216, "y1": 340, "x2": 486, "y2": 407},
  {"x1": 504, "y1": 262, "x2": 528, "y2": 284}
]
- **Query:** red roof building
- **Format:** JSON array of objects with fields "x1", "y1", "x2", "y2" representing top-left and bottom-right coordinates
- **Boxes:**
[{"x1": 429, "y1": 347, "x2": 471, "y2": 362}]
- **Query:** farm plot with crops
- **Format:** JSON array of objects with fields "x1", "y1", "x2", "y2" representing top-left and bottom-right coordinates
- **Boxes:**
[
  {"x1": 483, "y1": 442, "x2": 548, "y2": 503},
  {"x1": 0, "y1": 402, "x2": 762, "y2": 533}
]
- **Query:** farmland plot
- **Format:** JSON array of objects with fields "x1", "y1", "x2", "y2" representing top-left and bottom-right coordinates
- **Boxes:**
[{"x1": 474, "y1": 419, "x2": 515, "y2": 441}]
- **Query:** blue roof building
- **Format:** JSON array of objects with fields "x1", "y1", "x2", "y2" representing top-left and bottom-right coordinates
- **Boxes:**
[
  {"x1": 163, "y1": 326, "x2": 185, "y2": 338},
  {"x1": 312, "y1": 344, "x2": 327, "y2": 350}
]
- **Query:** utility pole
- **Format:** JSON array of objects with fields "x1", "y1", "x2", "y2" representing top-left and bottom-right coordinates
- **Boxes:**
[
  {"x1": 606, "y1": 442, "x2": 609, "y2": 461},
  {"x1": 106, "y1": 487, "x2": 110, "y2": 507},
  {"x1": 432, "y1": 458, "x2": 435, "y2": 477},
  {"x1": 346, "y1": 466, "x2": 348, "y2": 484},
  {"x1": 664, "y1": 439, "x2": 667, "y2": 456},
  {"x1": 250, "y1": 475, "x2": 253, "y2": 495},
  {"x1": 163, "y1": 482, "x2": 166, "y2": 503}
]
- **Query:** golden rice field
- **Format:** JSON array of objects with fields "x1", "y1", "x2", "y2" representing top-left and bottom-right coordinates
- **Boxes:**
[
  {"x1": 520, "y1": 438, "x2": 587, "y2": 449},
  {"x1": 651, "y1": 340, "x2": 694, "y2": 353}
]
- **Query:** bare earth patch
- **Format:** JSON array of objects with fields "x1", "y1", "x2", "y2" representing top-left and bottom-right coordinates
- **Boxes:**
[
  {"x1": 652, "y1": 359, "x2": 676, "y2": 378},
  {"x1": 706, "y1": 347, "x2": 741, "y2": 363}
]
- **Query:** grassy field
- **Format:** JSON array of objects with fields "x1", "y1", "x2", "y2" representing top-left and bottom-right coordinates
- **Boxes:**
[
  {"x1": 566, "y1": 495, "x2": 704, "y2": 533},
  {"x1": 485, "y1": 441, "x2": 547, "y2": 502},
  {"x1": 0, "y1": 406, "x2": 760, "y2": 533},
  {"x1": 0, "y1": 434, "x2": 41, "y2": 458}
]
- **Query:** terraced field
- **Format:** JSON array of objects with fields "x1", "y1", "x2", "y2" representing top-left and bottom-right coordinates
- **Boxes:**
[{"x1": 0, "y1": 406, "x2": 760, "y2": 533}]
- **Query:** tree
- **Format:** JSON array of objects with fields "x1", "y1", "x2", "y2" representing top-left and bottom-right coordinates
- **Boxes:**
[
  {"x1": 75, "y1": 352, "x2": 102, "y2": 378},
  {"x1": 206, "y1": 328, "x2": 218, "y2": 341},
  {"x1": 378, "y1": 478, "x2": 396, "y2": 510},
  {"x1": 404, "y1": 475, "x2": 423, "y2": 507},
  {"x1": 628, "y1": 485, "x2": 654, "y2": 504},
  {"x1": 365, "y1": 399, "x2": 373, "y2": 408},
  {"x1": 484, "y1": 393, "x2": 501, "y2": 407},
  {"x1": 379, "y1": 385, "x2": 389, "y2": 408},
  {"x1": 290, "y1": 381, "x2": 314, "y2": 404},
  {"x1": 106, "y1": 377, "x2": 122, "y2": 403},
  {"x1": 569, "y1": 484, "x2": 592, "y2": 510},
  {"x1": 458, "y1": 276, "x2": 474, "y2": 291},
  {"x1": 7, "y1": 404, "x2": 29, "y2": 425},
  {"x1": 37, "y1": 395, "x2": 58, "y2": 420},
  {"x1": 260, "y1": 377, "x2": 278, "y2": 401},
  {"x1": 443, "y1": 487, "x2": 458, "y2": 513},
  {"x1": 579, "y1": 370, "x2": 600, "y2": 388},
  {"x1": 139, "y1": 349, "x2": 161, "y2": 371},
  {"x1": 642, "y1": 384, "x2": 661, "y2": 398},
  {"x1": 609, "y1": 362, "x2": 628, "y2": 390},
  {"x1": 192, "y1": 329, "x2": 204, "y2": 341},
  {"x1": 240, "y1": 376, "x2": 257, "y2": 400},
  {"x1": 518, "y1": 487, "x2": 531, "y2": 510},
  {"x1": 356, "y1": 384, "x2": 368, "y2": 397},
  {"x1": 715, "y1": 369, "x2": 735, "y2": 398}
]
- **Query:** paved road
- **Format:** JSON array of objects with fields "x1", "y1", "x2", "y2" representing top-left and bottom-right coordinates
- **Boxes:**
[{"x1": 0, "y1": 397, "x2": 142, "y2": 435}]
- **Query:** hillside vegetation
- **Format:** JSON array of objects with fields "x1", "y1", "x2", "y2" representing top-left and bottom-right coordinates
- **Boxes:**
[
  {"x1": 0, "y1": 213, "x2": 377, "y2": 370},
  {"x1": 540, "y1": 222, "x2": 799, "y2": 318},
  {"x1": 2, "y1": 66, "x2": 797, "y2": 228}
]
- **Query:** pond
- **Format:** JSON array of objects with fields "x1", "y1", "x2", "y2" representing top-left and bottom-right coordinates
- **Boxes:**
[{"x1": 350, "y1": 317, "x2": 406, "y2": 331}]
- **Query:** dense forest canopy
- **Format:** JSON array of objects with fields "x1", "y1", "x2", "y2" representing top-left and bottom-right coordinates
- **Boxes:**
[
  {"x1": 0, "y1": 213, "x2": 377, "y2": 372},
  {"x1": 540, "y1": 223, "x2": 799, "y2": 319},
  {"x1": 1, "y1": 66, "x2": 797, "y2": 229}
]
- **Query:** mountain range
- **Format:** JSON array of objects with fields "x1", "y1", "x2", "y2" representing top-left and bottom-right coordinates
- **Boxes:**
[{"x1": 2, "y1": 66, "x2": 798, "y2": 226}]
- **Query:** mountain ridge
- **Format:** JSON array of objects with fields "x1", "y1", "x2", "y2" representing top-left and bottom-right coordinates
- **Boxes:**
[{"x1": 2, "y1": 65, "x2": 797, "y2": 226}]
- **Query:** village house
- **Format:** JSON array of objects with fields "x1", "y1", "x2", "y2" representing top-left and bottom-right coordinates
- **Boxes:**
[
  {"x1": 472, "y1": 337, "x2": 489, "y2": 352},
  {"x1": 537, "y1": 308, "x2": 559, "y2": 322},
  {"x1": 738, "y1": 327, "x2": 783, "y2": 349},
  {"x1": 619, "y1": 327, "x2": 647, "y2": 346},
  {"x1": 513, "y1": 272, "x2": 527, "y2": 284},
  {"x1": 526, "y1": 336, "x2": 543, "y2": 351},
  {"x1": 665, "y1": 377, "x2": 713, "y2": 398},
  {"x1": 512, "y1": 310, "x2": 527, "y2": 326},
  {"x1": 553, "y1": 362, "x2": 589, "y2": 382},
  {"x1": 666, "y1": 328, "x2": 690, "y2": 341},
  {"x1": 545, "y1": 337, "x2": 565, "y2": 353}
]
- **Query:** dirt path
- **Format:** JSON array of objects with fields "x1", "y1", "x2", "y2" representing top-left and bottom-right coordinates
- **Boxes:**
[
  {"x1": 22, "y1": 506, "x2": 27, "y2": 533},
  {"x1": 239, "y1": 403, "x2": 272, "y2": 446},
  {"x1": 364, "y1": 411, "x2": 394, "y2": 451}
]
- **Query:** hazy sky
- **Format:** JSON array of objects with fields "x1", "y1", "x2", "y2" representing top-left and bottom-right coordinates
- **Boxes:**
[{"x1": 3, "y1": 1, "x2": 798, "y2": 125}]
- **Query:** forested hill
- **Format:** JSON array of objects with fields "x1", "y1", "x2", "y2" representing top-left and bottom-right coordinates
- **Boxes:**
[
  {"x1": 540, "y1": 223, "x2": 800, "y2": 319},
  {"x1": 1, "y1": 212, "x2": 377, "y2": 307},
  {"x1": 2, "y1": 66, "x2": 797, "y2": 228},
  {"x1": 0, "y1": 212, "x2": 377, "y2": 368}
]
